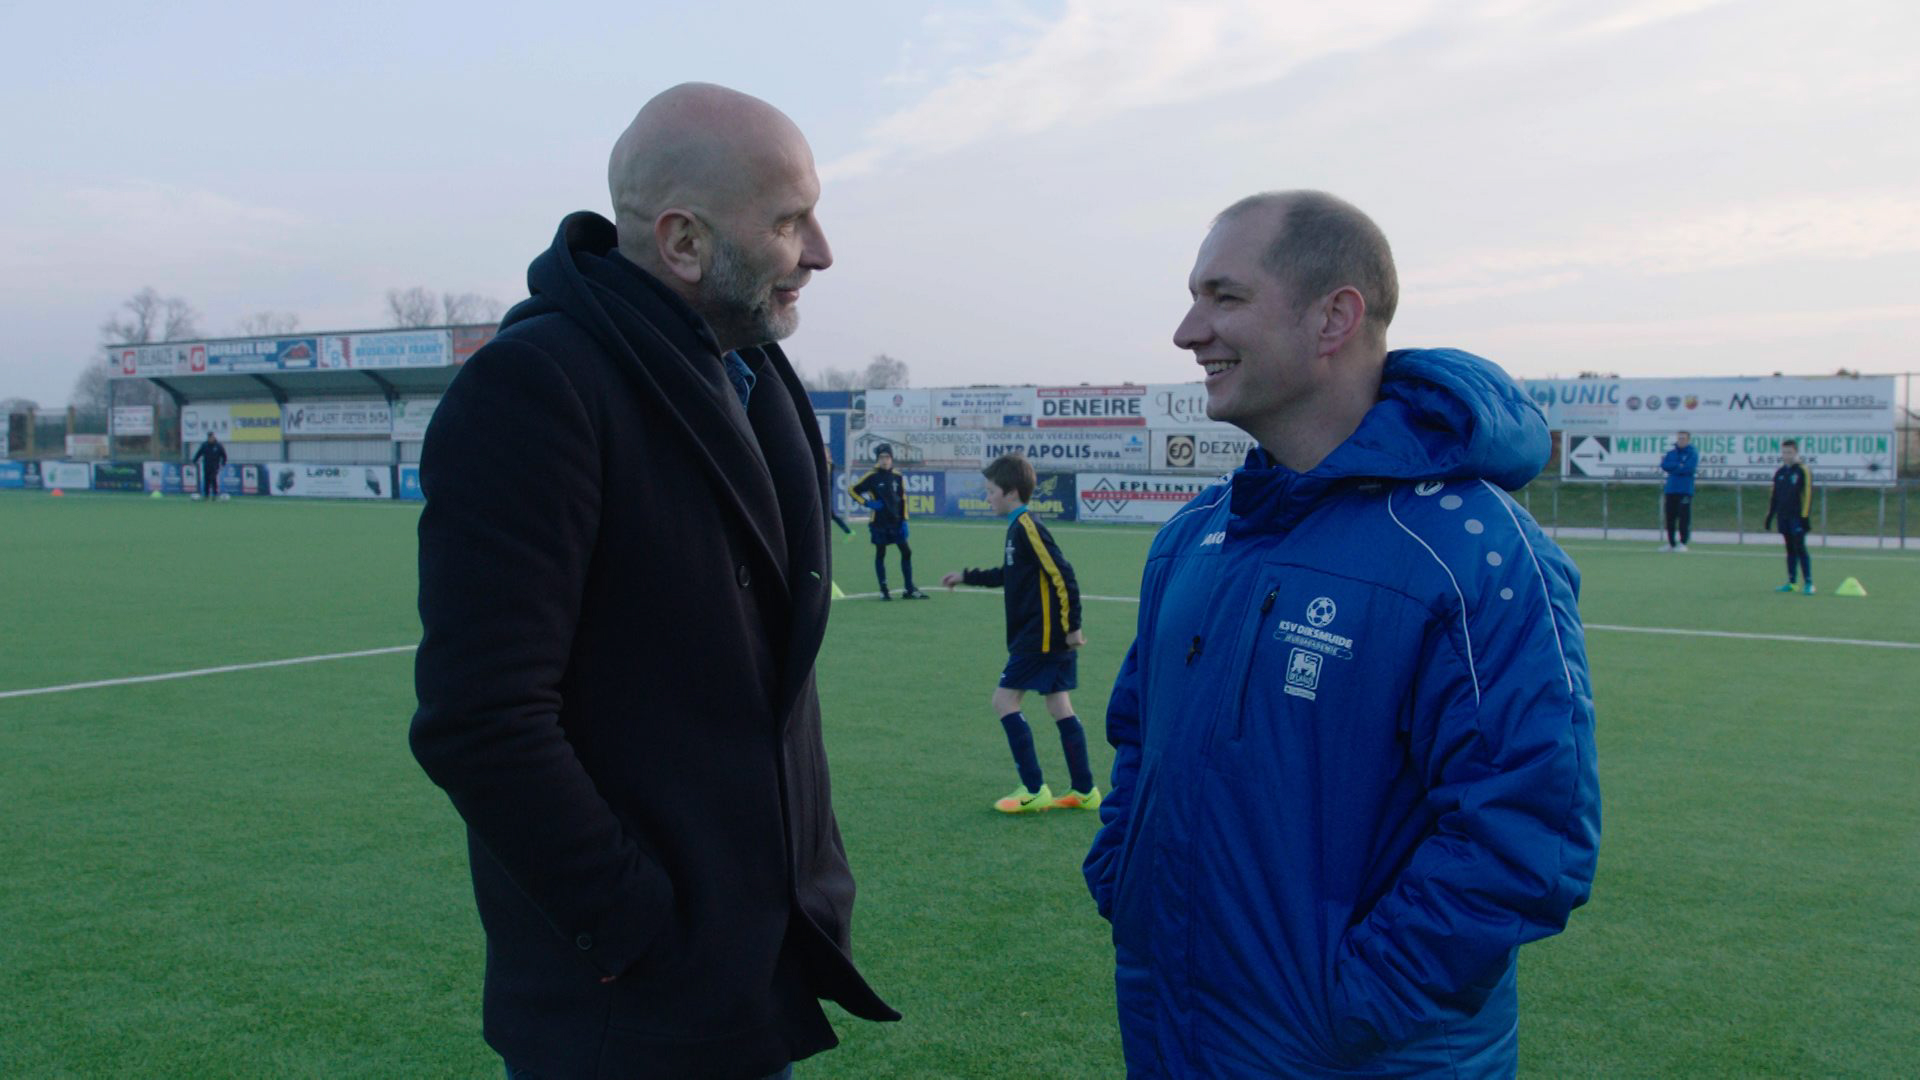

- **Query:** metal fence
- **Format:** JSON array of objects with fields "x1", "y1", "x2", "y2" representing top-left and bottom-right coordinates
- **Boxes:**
[{"x1": 1515, "y1": 478, "x2": 1920, "y2": 550}]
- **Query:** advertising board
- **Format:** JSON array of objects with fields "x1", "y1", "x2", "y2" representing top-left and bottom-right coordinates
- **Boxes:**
[
  {"x1": 1153, "y1": 429, "x2": 1255, "y2": 471},
  {"x1": 1076, "y1": 473, "x2": 1216, "y2": 524},
  {"x1": 143, "y1": 461, "x2": 186, "y2": 494},
  {"x1": 1142, "y1": 383, "x2": 1237, "y2": 431},
  {"x1": 1563, "y1": 431, "x2": 1897, "y2": 485},
  {"x1": 1524, "y1": 376, "x2": 1896, "y2": 434},
  {"x1": 941, "y1": 469, "x2": 1077, "y2": 520},
  {"x1": 853, "y1": 429, "x2": 984, "y2": 468},
  {"x1": 390, "y1": 398, "x2": 440, "y2": 441},
  {"x1": 206, "y1": 337, "x2": 318, "y2": 373},
  {"x1": 398, "y1": 464, "x2": 424, "y2": 501},
  {"x1": 40, "y1": 461, "x2": 94, "y2": 490},
  {"x1": 931, "y1": 388, "x2": 1038, "y2": 428},
  {"x1": 92, "y1": 462, "x2": 145, "y2": 491},
  {"x1": 182, "y1": 403, "x2": 283, "y2": 444},
  {"x1": 451, "y1": 324, "x2": 497, "y2": 364},
  {"x1": 320, "y1": 330, "x2": 451, "y2": 370},
  {"x1": 282, "y1": 400, "x2": 393, "y2": 437},
  {"x1": 111, "y1": 406, "x2": 156, "y2": 436},
  {"x1": 1036, "y1": 385, "x2": 1147, "y2": 428},
  {"x1": 981, "y1": 429, "x2": 1150, "y2": 470},
  {"x1": 267, "y1": 463, "x2": 395, "y2": 499},
  {"x1": 864, "y1": 389, "x2": 932, "y2": 430}
]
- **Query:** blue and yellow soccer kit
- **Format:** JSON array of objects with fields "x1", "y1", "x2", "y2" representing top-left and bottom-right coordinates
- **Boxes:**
[{"x1": 961, "y1": 505, "x2": 1083, "y2": 690}]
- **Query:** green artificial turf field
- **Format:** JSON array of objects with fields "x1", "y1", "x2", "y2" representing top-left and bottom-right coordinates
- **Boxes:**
[{"x1": 2, "y1": 491, "x2": 1916, "y2": 1077}]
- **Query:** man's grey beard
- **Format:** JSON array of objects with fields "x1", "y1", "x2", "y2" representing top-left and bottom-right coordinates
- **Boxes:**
[{"x1": 701, "y1": 230, "x2": 798, "y2": 349}]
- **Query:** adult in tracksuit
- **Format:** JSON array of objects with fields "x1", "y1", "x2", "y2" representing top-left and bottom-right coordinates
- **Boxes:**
[
  {"x1": 1659, "y1": 430, "x2": 1698, "y2": 550},
  {"x1": 411, "y1": 85, "x2": 895, "y2": 1080},
  {"x1": 191, "y1": 432, "x2": 227, "y2": 499},
  {"x1": 1085, "y1": 192, "x2": 1600, "y2": 1078},
  {"x1": 1763, "y1": 438, "x2": 1815, "y2": 593}
]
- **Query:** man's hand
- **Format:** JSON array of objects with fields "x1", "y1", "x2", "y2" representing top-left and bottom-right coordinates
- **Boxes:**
[
  {"x1": 940, "y1": 571, "x2": 963, "y2": 590},
  {"x1": 1067, "y1": 629, "x2": 1087, "y2": 650}
]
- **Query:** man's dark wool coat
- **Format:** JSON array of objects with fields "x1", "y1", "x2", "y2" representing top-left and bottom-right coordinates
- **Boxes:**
[{"x1": 411, "y1": 211, "x2": 896, "y2": 1079}]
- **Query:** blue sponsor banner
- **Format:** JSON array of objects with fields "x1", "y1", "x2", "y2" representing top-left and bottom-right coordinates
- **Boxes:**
[
  {"x1": 205, "y1": 336, "x2": 319, "y2": 373},
  {"x1": 808, "y1": 390, "x2": 855, "y2": 411},
  {"x1": 143, "y1": 461, "x2": 185, "y2": 493},
  {"x1": 902, "y1": 469, "x2": 942, "y2": 520},
  {"x1": 398, "y1": 464, "x2": 424, "y2": 501},
  {"x1": 0, "y1": 461, "x2": 25, "y2": 489},
  {"x1": 941, "y1": 470, "x2": 1076, "y2": 521},
  {"x1": 941, "y1": 470, "x2": 1000, "y2": 519}
]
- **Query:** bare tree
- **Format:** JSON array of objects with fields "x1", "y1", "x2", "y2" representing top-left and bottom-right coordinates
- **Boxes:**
[
  {"x1": 862, "y1": 353, "x2": 910, "y2": 389},
  {"x1": 101, "y1": 286, "x2": 202, "y2": 344},
  {"x1": 386, "y1": 287, "x2": 440, "y2": 328},
  {"x1": 234, "y1": 311, "x2": 301, "y2": 336},
  {"x1": 441, "y1": 292, "x2": 505, "y2": 325},
  {"x1": 798, "y1": 366, "x2": 864, "y2": 392}
]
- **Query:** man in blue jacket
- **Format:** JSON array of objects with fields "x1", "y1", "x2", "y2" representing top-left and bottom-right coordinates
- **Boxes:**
[
  {"x1": 1084, "y1": 191, "x2": 1600, "y2": 1077},
  {"x1": 1659, "y1": 430, "x2": 1699, "y2": 551}
]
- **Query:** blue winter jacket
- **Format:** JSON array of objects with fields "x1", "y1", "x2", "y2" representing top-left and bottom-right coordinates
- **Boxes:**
[
  {"x1": 1083, "y1": 348, "x2": 1600, "y2": 1078},
  {"x1": 1660, "y1": 444, "x2": 1698, "y2": 495}
]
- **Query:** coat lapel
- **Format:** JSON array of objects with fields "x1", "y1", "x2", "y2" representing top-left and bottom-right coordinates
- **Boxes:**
[{"x1": 743, "y1": 344, "x2": 832, "y2": 726}]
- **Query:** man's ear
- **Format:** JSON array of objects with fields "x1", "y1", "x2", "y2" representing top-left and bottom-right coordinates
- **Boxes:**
[
  {"x1": 654, "y1": 209, "x2": 706, "y2": 285},
  {"x1": 1315, "y1": 285, "x2": 1368, "y2": 358}
]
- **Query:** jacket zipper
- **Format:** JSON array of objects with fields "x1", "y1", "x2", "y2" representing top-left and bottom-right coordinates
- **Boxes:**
[{"x1": 1226, "y1": 586, "x2": 1280, "y2": 741}]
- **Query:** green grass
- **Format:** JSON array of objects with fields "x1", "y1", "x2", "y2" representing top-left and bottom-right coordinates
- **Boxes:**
[{"x1": 3, "y1": 491, "x2": 1918, "y2": 1077}]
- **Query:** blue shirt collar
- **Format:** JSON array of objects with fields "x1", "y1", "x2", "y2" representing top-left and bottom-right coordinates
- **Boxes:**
[{"x1": 1006, "y1": 504, "x2": 1029, "y2": 522}]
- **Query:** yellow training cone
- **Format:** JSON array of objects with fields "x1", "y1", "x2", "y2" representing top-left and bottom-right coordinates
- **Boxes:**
[
  {"x1": 1834, "y1": 577, "x2": 1867, "y2": 597},
  {"x1": 831, "y1": 581, "x2": 846, "y2": 599}
]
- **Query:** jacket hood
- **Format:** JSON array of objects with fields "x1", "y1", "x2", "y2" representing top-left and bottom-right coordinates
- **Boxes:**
[{"x1": 1229, "y1": 347, "x2": 1549, "y2": 531}]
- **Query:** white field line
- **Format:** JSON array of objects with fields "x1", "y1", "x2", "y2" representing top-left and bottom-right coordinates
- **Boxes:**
[
  {"x1": 839, "y1": 587, "x2": 1920, "y2": 650},
  {"x1": 1558, "y1": 545, "x2": 1920, "y2": 563},
  {"x1": 0, "y1": 646, "x2": 417, "y2": 701},
  {"x1": 7, "y1": 599, "x2": 1916, "y2": 701}
]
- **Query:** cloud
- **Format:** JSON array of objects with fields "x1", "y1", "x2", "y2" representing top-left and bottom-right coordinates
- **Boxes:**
[
  {"x1": 825, "y1": 0, "x2": 1747, "y2": 178},
  {"x1": 1410, "y1": 194, "x2": 1920, "y2": 303},
  {"x1": 1471, "y1": 303, "x2": 1920, "y2": 349}
]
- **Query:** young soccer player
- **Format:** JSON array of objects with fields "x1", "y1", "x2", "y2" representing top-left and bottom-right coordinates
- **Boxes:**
[
  {"x1": 851, "y1": 445, "x2": 926, "y2": 599},
  {"x1": 940, "y1": 453, "x2": 1098, "y2": 813},
  {"x1": 1764, "y1": 438, "x2": 1815, "y2": 594}
]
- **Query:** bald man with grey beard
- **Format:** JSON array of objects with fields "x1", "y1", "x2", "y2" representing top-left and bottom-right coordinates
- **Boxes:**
[{"x1": 411, "y1": 84, "x2": 897, "y2": 1080}]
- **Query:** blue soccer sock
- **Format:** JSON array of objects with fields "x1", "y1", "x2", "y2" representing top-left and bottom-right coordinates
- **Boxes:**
[
  {"x1": 1056, "y1": 716, "x2": 1095, "y2": 794},
  {"x1": 999, "y1": 713, "x2": 1044, "y2": 793}
]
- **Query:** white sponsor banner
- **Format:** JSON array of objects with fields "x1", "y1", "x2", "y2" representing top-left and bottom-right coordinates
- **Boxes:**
[
  {"x1": 111, "y1": 342, "x2": 205, "y2": 378},
  {"x1": 1143, "y1": 383, "x2": 1237, "y2": 432},
  {"x1": 268, "y1": 463, "x2": 394, "y2": 499},
  {"x1": 110, "y1": 405, "x2": 155, "y2": 436},
  {"x1": 320, "y1": 330, "x2": 452, "y2": 370},
  {"x1": 1153, "y1": 429, "x2": 1256, "y2": 471},
  {"x1": 1563, "y1": 431, "x2": 1897, "y2": 485},
  {"x1": 41, "y1": 461, "x2": 94, "y2": 489},
  {"x1": 182, "y1": 403, "x2": 283, "y2": 444},
  {"x1": 1524, "y1": 376, "x2": 1896, "y2": 433},
  {"x1": 863, "y1": 389, "x2": 932, "y2": 430},
  {"x1": 282, "y1": 400, "x2": 393, "y2": 437},
  {"x1": 1077, "y1": 472, "x2": 1217, "y2": 524},
  {"x1": 64, "y1": 435, "x2": 109, "y2": 460},
  {"x1": 390, "y1": 397, "x2": 440, "y2": 441},
  {"x1": 854, "y1": 429, "x2": 984, "y2": 467},
  {"x1": 1037, "y1": 384, "x2": 1148, "y2": 428},
  {"x1": 931, "y1": 387, "x2": 1038, "y2": 428},
  {"x1": 981, "y1": 429, "x2": 1151, "y2": 469}
]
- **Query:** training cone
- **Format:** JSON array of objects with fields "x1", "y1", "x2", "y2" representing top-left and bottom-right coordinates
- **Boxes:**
[
  {"x1": 1834, "y1": 577, "x2": 1867, "y2": 598},
  {"x1": 150, "y1": 490, "x2": 164, "y2": 499},
  {"x1": 831, "y1": 581, "x2": 846, "y2": 599},
  {"x1": 48, "y1": 488, "x2": 64, "y2": 497}
]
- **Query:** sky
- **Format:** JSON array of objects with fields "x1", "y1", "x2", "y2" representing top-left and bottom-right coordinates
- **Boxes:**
[{"x1": 2, "y1": 0, "x2": 1916, "y2": 407}]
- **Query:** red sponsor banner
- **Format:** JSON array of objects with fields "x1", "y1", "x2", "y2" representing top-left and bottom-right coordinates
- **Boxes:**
[
  {"x1": 451, "y1": 324, "x2": 498, "y2": 364},
  {"x1": 1036, "y1": 385, "x2": 1147, "y2": 428}
]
